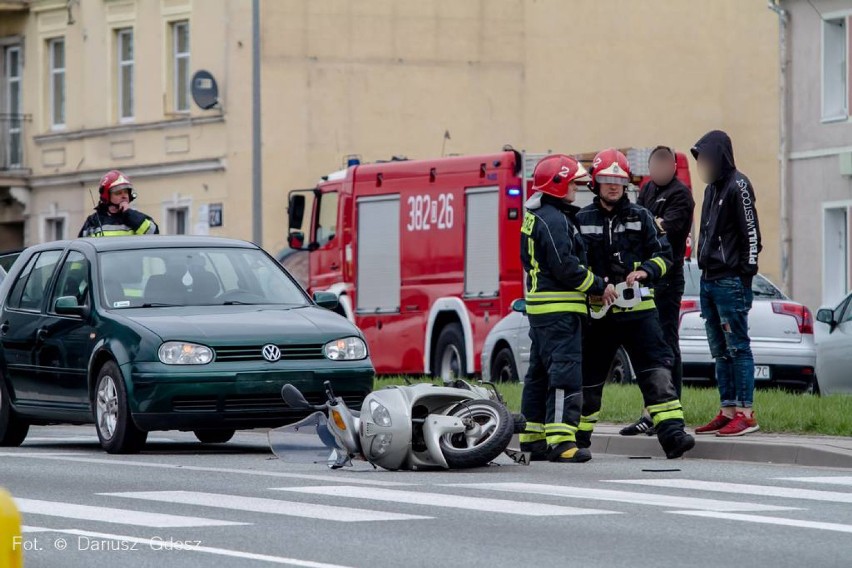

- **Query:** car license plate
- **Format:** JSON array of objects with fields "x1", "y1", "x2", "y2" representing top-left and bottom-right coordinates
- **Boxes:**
[{"x1": 755, "y1": 365, "x2": 771, "y2": 380}]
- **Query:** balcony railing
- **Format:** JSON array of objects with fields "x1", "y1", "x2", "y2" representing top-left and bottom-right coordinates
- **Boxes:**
[{"x1": 0, "y1": 113, "x2": 30, "y2": 171}]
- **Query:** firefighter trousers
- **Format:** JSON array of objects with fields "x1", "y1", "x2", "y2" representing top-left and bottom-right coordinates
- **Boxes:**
[
  {"x1": 579, "y1": 311, "x2": 686, "y2": 448},
  {"x1": 520, "y1": 313, "x2": 583, "y2": 447}
]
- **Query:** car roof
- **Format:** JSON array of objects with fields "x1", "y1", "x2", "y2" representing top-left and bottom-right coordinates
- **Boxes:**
[{"x1": 25, "y1": 236, "x2": 259, "y2": 253}]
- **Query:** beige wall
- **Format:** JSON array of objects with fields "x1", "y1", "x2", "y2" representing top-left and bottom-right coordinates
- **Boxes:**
[{"x1": 5, "y1": 0, "x2": 780, "y2": 279}]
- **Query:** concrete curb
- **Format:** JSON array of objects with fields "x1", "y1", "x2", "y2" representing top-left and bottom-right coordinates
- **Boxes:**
[{"x1": 590, "y1": 427, "x2": 852, "y2": 469}]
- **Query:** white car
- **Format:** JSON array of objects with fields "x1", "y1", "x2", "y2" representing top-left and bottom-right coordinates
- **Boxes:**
[
  {"x1": 481, "y1": 262, "x2": 817, "y2": 392},
  {"x1": 814, "y1": 291, "x2": 852, "y2": 395}
]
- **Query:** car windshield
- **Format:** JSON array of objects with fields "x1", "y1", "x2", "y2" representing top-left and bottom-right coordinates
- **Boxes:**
[
  {"x1": 98, "y1": 247, "x2": 310, "y2": 309},
  {"x1": 683, "y1": 263, "x2": 785, "y2": 299}
]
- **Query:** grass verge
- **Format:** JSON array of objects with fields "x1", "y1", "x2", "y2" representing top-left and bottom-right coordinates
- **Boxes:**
[{"x1": 373, "y1": 378, "x2": 852, "y2": 437}]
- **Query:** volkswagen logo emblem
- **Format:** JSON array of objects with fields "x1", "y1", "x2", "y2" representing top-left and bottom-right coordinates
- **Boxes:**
[{"x1": 262, "y1": 344, "x2": 281, "y2": 362}]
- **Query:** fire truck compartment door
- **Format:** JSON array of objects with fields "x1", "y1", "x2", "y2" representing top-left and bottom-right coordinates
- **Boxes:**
[
  {"x1": 464, "y1": 187, "x2": 499, "y2": 298},
  {"x1": 356, "y1": 196, "x2": 401, "y2": 313}
]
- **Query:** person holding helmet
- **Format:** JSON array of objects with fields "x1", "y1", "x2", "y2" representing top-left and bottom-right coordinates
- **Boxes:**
[
  {"x1": 576, "y1": 148, "x2": 695, "y2": 460},
  {"x1": 78, "y1": 170, "x2": 159, "y2": 237},
  {"x1": 519, "y1": 154, "x2": 617, "y2": 463}
]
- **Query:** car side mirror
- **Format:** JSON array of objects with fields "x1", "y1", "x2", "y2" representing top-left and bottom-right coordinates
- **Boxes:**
[
  {"x1": 511, "y1": 299, "x2": 526, "y2": 313},
  {"x1": 816, "y1": 308, "x2": 836, "y2": 330},
  {"x1": 313, "y1": 291, "x2": 339, "y2": 310},
  {"x1": 54, "y1": 295, "x2": 89, "y2": 318},
  {"x1": 288, "y1": 194, "x2": 306, "y2": 232}
]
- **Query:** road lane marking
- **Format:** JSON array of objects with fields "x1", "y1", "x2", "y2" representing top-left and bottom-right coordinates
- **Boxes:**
[
  {"x1": 776, "y1": 476, "x2": 852, "y2": 487},
  {"x1": 21, "y1": 526, "x2": 354, "y2": 567},
  {"x1": 449, "y1": 482, "x2": 799, "y2": 512},
  {"x1": 101, "y1": 491, "x2": 431, "y2": 522},
  {"x1": 0, "y1": 452, "x2": 410, "y2": 486},
  {"x1": 274, "y1": 486, "x2": 618, "y2": 516},
  {"x1": 668, "y1": 511, "x2": 852, "y2": 534},
  {"x1": 13, "y1": 498, "x2": 246, "y2": 528},
  {"x1": 24, "y1": 436, "x2": 176, "y2": 443},
  {"x1": 606, "y1": 479, "x2": 852, "y2": 503}
]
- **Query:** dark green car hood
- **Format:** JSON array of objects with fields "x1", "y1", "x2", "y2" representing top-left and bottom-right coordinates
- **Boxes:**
[{"x1": 118, "y1": 305, "x2": 360, "y2": 345}]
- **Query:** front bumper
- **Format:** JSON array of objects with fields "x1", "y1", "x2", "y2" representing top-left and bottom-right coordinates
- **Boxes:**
[
  {"x1": 681, "y1": 339, "x2": 816, "y2": 389},
  {"x1": 123, "y1": 360, "x2": 374, "y2": 431}
]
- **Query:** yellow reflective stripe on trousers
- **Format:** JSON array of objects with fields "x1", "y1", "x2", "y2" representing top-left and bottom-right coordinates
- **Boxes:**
[
  {"x1": 651, "y1": 409, "x2": 684, "y2": 425},
  {"x1": 650, "y1": 257, "x2": 668, "y2": 277},
  {"x1": 578, "y1": 412, "x2": 599, "y2": 432},
  {"x1": 520, "y1": 421, "x2": 545, "y2": 443},
  {"x1": 545, "y1": 423, "x2": 578, "y2": 434},
  {"x1": 648, "y1": 400, "x2": 684, "y2": 426}
]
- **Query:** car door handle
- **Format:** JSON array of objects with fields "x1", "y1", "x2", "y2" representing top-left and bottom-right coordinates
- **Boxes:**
[
  {"x1": 35, "y1": 328, "x2": 48, "y2": 343},
  {"x1": 0, "y1": 322, "x2": 8, "y2": 335},
  {"x1": 330, "y1": 262, "x2": 340, "y2": 270}
]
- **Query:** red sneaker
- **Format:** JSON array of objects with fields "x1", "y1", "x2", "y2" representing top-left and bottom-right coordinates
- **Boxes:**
[
  {"x1": 694, "y1": 412, "x2": 732, "y2": 435},
  {"x1": 716, "y1": 412, "x2": 760, "y2": 437}
]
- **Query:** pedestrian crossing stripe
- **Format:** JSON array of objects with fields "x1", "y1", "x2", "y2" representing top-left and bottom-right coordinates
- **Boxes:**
[
  {"x1": 100, "y1": 491, "x2": 431, "y2": 522},
  {"x1": 670, "y1": 511, "x2": 852, "y2": 535},
  {"x1": 446, "y1": 482, "x2": 800, "y2": 512},
  {"x1": 273, "y1": 485, "x2": 617, "y2": 517},
  {"x1": 13, "y1": 498, "x2": 247, "y2": 528},
  {"x1": 776, "y1": 476, "x2": 852, "y2": 487},
  {"x1": 605, "y1": 479, "x2": 852, "y2": 504}
]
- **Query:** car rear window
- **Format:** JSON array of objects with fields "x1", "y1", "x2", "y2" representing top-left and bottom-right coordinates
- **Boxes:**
[{"x1": 682, "y1": 263, "x2": 785, "y2": 299}]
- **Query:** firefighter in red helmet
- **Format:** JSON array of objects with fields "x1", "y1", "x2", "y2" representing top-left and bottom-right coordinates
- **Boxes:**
[
  {"x1": 519, "y1": 154, "x2": 616, "y2": 463},
  {"x1": 79, "y1": 170, "x2": 159, "y2": 237},
  {"x1": 575, "y1": 149, "x2": 695, "y2": 459}
]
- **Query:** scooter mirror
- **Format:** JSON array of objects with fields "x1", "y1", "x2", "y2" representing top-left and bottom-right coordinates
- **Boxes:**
[{"x1": 281, "y1": 384, "x2": 312, "y2": 409}]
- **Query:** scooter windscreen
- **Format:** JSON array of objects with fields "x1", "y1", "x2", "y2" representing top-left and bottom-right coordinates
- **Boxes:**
[{"x1": 268, "y1": 412, "x2": 371, "y2": 470}]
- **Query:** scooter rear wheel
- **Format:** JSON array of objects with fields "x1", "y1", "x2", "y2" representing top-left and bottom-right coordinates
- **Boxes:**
[{"x1": 439, "y1": 399, "x2": 514, "y2": 469}]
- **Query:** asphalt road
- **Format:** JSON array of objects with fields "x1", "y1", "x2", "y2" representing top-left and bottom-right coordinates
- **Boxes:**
[{"x1": 3, "y1": 425, "x2": 852, "y2": 568}]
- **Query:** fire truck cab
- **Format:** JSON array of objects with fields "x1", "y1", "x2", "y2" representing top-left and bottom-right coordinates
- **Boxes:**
[{"x1": 287, "y1": 151, "x2": 526, "y2": 377}]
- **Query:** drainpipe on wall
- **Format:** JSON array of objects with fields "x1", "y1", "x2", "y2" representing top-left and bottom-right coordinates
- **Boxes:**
[{"x1": 769, "y1": 0, "x2": 791, "y2": 295}]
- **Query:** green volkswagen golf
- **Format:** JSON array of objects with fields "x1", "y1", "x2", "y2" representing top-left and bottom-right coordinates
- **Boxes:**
[{"x1": 0, "y1": 236, "x2": 374, "y2": 453}]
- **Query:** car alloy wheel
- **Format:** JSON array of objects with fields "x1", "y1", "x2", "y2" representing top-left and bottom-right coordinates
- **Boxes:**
[{"x1": 96, "y1": 375, "x2": 119, "y2": 441}]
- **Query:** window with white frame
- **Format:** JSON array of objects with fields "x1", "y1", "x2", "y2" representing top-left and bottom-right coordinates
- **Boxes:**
[
  {"x1": 44, "y1": 217, "x2": 66, "y2": 241},
  {"x1": 823, "y1": 17, "x2": 848, "y2": 121},
  {"x1": 117, "y1": 28, "x2": 134, "y2": 121},
  {"x1": 4, "y1": 45, "x2": 22, "y2": 167},
  {"x1": 172, "y1": 21, "x2": 190, "y2": 112},
  {"x1": 167, "y1": 206, "x2": 189, "y2": 235},
  {"x1": 48, "y1": 38, "x2": 65, "y2": 129}
]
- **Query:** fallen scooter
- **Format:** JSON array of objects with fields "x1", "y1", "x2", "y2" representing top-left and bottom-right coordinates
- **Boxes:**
[{"x1": 269, "y1": 379, "x2": 530, "y2": 471}]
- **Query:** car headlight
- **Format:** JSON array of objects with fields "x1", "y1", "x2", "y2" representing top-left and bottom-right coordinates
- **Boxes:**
[
  {"x1": 158, "y1": 341, "x2": 213, "y2": 365},
  {"x1": 369, "y1": 399, "x2": 392, "y2": 427},
  {"x1": 323, "y1": 337, "x2": 367, "y2": 361}
]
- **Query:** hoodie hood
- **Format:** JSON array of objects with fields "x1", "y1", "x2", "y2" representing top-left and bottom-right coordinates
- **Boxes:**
[{"x1": 691, "y1": 130, "x2": 736, "y2": 182}]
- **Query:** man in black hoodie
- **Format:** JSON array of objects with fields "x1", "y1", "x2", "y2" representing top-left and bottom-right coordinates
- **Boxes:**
[
  {"x1": 691, "y1": 130, "x2": 762, "y2": 437},
  {"x1": 621, "y1": 146, "x2": 695, "y2": 436}
]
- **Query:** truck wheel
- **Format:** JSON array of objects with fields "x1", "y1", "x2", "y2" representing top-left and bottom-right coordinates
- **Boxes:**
[
  {"x1": 194, "y1": 429, "x2": 236, "y2": 444},
  {"x1": 434, "y1": 323, "x2": 466, "y2": 380},
  {"x1": 491, "y1": 347, "x2": 519, "y2": 383},
  {"x1": 607, "y1": 348, "x2": 634, "y2": 384},
  {"x1": 0, "y1": 376, "x2": 29, "y2": 447},
  {"x1": 439, "y1": 399, "x2": 514, "y2": 469},
  {"x1": 94, "y1": 361, "x2": 148, "y2": 454}
]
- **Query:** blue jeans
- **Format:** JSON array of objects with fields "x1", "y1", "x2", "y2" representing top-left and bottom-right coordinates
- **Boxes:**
[{"x1": 700, "y1": 277, "x2": 755, "y2": 408}]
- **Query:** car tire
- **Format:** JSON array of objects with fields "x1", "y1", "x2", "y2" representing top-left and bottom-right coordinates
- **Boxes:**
[
  {"x1": 491, "y1": 347, "x2": 520, "y2": 383},
  {"x1": 607, "y1": 348, "x2": 635, "y2": 384},
  {"x1": 434, "y1": 323, "x2": 467, "y2": 381},
  {"x1": 94, "y1": 361, "x2": 148, "y2": 454},
  {"x1": 0, "y1": 376, "x2": 29, "y2": 447},
  {"x1": 194, "y1": 429, "x2": 236, "y2": 444}
]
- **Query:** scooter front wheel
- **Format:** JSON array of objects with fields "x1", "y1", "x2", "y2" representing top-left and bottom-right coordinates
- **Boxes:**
[{"x1": 439, "y1": 400, "x2": 514, "y2": 469}]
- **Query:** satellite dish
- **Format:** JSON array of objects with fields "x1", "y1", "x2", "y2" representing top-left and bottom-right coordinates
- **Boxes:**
[{"x1": 191, "y1": 70, "x2": 219, "y2": 110}]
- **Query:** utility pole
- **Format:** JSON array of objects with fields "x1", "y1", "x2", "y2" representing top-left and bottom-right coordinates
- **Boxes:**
[
  {"x1": 769, "y1": 0, "x2": 791, "y2": 295},
  {"x1": 251, "y1": 0, "x2": 263, "y2": 245}
]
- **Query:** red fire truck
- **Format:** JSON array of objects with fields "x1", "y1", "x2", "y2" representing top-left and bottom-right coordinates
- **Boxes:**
[{"x1": 286, "y1": 148, "x2": 692, "y2": 378}]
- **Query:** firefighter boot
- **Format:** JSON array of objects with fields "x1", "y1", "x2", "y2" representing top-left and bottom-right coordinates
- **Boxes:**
[
  {"x1": 656, "y1": 419, "x2": 695, "y2": 459},
  {"x1": 519, "y1": 440, "x2": 549, "y2": 462},
  {"x1": 548, "y1": 442, "x2": 592, "y2": 463},
  {"x1": 575, "y1": 430, "x2": 592, "y2": 449}
]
